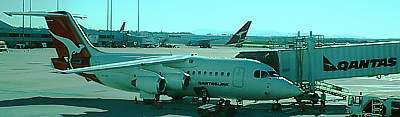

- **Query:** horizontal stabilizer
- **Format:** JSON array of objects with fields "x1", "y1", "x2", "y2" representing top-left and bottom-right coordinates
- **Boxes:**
[
  {"x1": 4, "y1": 11, "x2": 65, "y2": 17},
  {"x1": 5, "y1": 11, "x2": 87, "y2": 19}
]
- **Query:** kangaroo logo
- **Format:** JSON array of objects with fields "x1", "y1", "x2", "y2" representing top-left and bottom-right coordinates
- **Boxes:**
[
  {"x1": 235, "y1": 30, "x2": 248, "y2": 41},
  {"x1": 49, "y1": 31, "x2": 85, "y2": 69}
]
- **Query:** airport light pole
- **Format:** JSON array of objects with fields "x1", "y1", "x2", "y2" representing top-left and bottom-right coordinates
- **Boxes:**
[
  {"x1": 106, "y1": 0, "x2": 109, "y2": 31},
  {"x1": 137, "y1": 0, "x2": 139, "y2": 33},
  {"x1": 110, "y1": 0, "x2": 112, "y2": 31},
  {"x1": 29, "y1": 0, "x2": 31, "y2": 28},
  {"x1": 110, "y1": 0, "x2": 113, "y2": 41},
  {"x1": 106, "y1": 0, "x2": 113, "y2": 40},
  {"x1": 29, "y1": 0, "x2": 32, "y2": 48},
  {"x1": 56, "y1": 0, "x2": 59, "y2": 11},
  {"x1": 22, "y1": 0, "x2": 25, "y2": 43},
  {"x1": 22, "y1": 0, "x2": 24, "y2": 28}
]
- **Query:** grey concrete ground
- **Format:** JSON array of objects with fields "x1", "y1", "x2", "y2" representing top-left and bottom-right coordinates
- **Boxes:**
[{"x1": 1, "y1": 46, "x2": 400, "y2": 117}]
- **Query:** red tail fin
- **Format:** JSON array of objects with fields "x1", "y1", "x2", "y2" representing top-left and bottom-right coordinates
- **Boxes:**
[{"x1": 5, "y1": 11, "x2": 101, "y2": 70}]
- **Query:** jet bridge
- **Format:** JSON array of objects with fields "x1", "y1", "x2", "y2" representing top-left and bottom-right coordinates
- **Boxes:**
[
  {"x1": 236, "y1": 32, "x2": 400, "y2": 83},
  {"x1": 236, "y1": 32, "x2": 400, "y2": 98}
]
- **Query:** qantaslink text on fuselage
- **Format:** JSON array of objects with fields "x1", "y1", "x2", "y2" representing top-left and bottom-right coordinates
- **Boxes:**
[{"x1": 198, "y1": 81, "x2": 229, "y2": 86}]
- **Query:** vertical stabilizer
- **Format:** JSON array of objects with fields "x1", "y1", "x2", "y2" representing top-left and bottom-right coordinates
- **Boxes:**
[
  {"x1": 5, "y1": 11, "x2": 102, "y2": 69},
  {"x1": 119, "y1": 22, "x2": 126, "y2": 32},
  {"x1": 226, "y1": 21, "x2": 252, "y2": 45}
]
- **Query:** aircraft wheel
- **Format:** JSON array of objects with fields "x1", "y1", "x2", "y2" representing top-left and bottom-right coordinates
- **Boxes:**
[
  {"x1": 299, "y1": 102, "x2": 306, "y2": 112},
  {"x1": 295, "y1": 97, "x2": 302, "y2": 103},
  {"x1": 172, "y1": 96, "x2": 184, "y2": 100},
  {"x1": 272, "y1": 103, "x2": 282, "y2": 111},
  {"x1": 311, "y1": 93, "x2": 320, "y2": 104},
  {"x1": 143, "y1": 99, "x2": 154, "y2": 104},
  {"x1": 200, "y1": 88, "x2": 209, "y2": 104},
  {"x1": 202, "y1": 96, "x2": 208, "y2": 104}
]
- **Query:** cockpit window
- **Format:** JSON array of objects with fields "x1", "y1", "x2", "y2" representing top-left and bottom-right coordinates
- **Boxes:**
[
  {"x1": 261, "y1": 71, "x2": 268, "y2": 78},
  {"x1": 254, "y1": 70, "x2": 260, "y2": 78},
  {"x1": 254, "y1": 70, "x2": 268, "y2": 78},
  {"x1": 268, "y1": 71, "x2": 280, "y2": 77}
]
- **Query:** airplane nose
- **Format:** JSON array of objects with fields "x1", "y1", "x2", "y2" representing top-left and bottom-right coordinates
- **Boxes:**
[
  {"x1": 280, "y1": 77, "x2": 304, "y2": 97},
  {"x1": 288, "y1": 84, "x2": 304, "y2": 96}
]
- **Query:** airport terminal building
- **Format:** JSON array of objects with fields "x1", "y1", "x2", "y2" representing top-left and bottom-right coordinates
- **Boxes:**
[{"x1": 0, "y1": 20, "x2": 164, "y2": 48}]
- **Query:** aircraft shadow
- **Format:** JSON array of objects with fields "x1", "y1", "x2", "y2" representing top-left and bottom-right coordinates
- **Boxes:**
[
  {"x1": 0, "y1": 97, "x2": 197, "y2": 117},
  {"x1": 244, "y1": 102, "x2": 348, "y2": 116},
  {"x1": 0, "y1": 97, "x2": 348, "y2": 117}
]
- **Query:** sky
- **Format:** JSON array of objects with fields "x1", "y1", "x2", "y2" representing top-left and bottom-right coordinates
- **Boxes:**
[{"x1": 0, "y1": 0, "x2": 400, "y2": 38}]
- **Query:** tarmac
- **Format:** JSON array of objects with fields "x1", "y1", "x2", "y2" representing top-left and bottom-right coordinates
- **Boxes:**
[{"x1": 1, "y1": 46, "x2": 400, "y2": 117}]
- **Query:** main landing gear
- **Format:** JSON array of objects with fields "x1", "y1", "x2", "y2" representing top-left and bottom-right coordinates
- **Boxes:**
[
  {"x1": 171, "y1": 95, "x2": 184, "y2": 101},
  {"x1": 143, "y1": 94, "x2": 161, "y2": 104},
  {"x1": 143, "y1": 99, "x2": 154, "y2": 104},
  {"x1": 194, "y1": 87, "x2": 210, "y2": 104},
  {"x1": 271, "y1": 100, "x2": 282, "y2": 111}
]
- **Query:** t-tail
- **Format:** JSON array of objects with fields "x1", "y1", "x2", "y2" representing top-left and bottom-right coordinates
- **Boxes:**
[
  {"x1": 4, "y1": 11, "x2": 102, "y2": 70},
  {"x1": 226, "y1": 21, "x2": 252, "y2": 45}
]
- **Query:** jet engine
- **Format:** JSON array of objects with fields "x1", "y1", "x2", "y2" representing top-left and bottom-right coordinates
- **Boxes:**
[
  {"x1": 163, "y1": 73, "x2": 191, "y2": 91},
  {"x1": 132, "y1": 76, "x2": 166, "y2": 94},
  {"x1": 140, "y1": 65, "x2": 191, "y2": 92}
]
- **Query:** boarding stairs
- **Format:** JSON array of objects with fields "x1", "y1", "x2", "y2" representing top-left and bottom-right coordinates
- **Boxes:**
[
  {"x1": 363, "y1": 99, "x2": 384, "y2": 117},
  {"x1": 315, "y1": 81, "x2": 351, "y2": 98},
  {"x1": 371, "y1": 100, "x2": 384, "y2": 116}
]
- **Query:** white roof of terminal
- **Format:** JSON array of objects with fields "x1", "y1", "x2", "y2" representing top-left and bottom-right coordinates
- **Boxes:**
[{"x1": 317, "y1": 41, "x2": 400, "y2": 49}]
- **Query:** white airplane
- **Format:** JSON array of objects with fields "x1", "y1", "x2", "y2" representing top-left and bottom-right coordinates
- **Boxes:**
[{"x1": 4, "y1": 11, "x2": 303, "y2": 106}]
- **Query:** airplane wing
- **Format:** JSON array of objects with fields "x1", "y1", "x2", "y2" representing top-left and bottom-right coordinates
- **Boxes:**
[{"x1": 60, "y1": 54, "x2": 191, "y2": 74}]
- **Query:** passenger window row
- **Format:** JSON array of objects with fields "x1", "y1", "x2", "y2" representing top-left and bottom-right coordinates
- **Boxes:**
[{"x1": 186, "y1": 70, "x2": 230, "y2": 77}]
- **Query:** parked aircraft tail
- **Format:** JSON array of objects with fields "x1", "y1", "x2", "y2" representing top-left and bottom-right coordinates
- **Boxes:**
[
  {"x1": 226, "y1": 21, "x2": 252, "y2": 45},
  {"x1": 119, "y1": 22, "x2": 126, "y2": 32},
  {"x1": 4, "y1": 11, "x2": 102, "y2": 70}
]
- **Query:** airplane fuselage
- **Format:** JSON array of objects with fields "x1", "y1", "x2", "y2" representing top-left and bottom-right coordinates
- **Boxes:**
[{"x1": 88, "y1": 53, "x2": 302, "y2": 100}]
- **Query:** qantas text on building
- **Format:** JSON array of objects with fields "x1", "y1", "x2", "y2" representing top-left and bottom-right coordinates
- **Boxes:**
[{"x1": 323, "y1": 56, "x2": 397, "y2": 71}]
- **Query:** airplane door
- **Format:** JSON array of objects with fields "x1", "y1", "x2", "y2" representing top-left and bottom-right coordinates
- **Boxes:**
[{"x1": 233, "y1": 67, "x2": 244, "y2": 88}]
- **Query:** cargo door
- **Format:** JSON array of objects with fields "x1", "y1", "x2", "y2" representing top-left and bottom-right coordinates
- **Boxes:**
[{"x1": 233, "y1": 67, "x2": 244, "y2": 88}]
